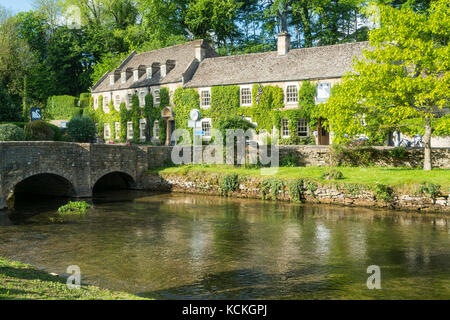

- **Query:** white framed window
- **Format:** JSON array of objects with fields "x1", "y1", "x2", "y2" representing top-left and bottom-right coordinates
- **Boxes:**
[
  {"x1": 297, "y1": 119, "x2": 308, "y2": 137},
  {"x1": 115, "y1": 95, "x2": 120, "y2": 107},
  {"x1": 121, "y1": 72, "x2": 126, "y2": 84},
  {"x1": 104, "y1": 95, "x2": 109, "y2": 107},
  {"x1": 133, "y1": 70, "x2": 139, "y2": 82},
  {"x1": 104, "y1": 123, "x2": 111, "y2": 139},
  {"x1": 127, "y1": 121, "x2": 133, "y2": 140},
  {"x1": 282, "y1": 119, "x2": 289, "y2": 137},
  {"x1": 153, "y1": 120, "x2": 159, "y2": 138},
  {"x1": 139, "y1": 91, "x2": 146, "y2": 106},
  {"x1": 154, "y1": 89, "x2": 160, "y2": 106},
  {"x1": 94, "y1": 98, "x2": 97, "y2": 109},
  {"x1": 146, "y1": 67, "x2": 152, "y2": 79},
  {"x1": 240, "y1": 86, "x2": 252, "y2": 106},
  {"x1": 109, "y1": 75, "x2": 114, "y2": 85},
  {"x1": 200, "y1": 89, "x2": 211, "y2": 108},
  {"x1": 115, "y1": 122, "x2": 120, "y2": 140},
  {"x1": 316, "y1": 83, "x2": 331, "y2": 103},
  {"x1": 139, "y1": 119, "x2": 147, "y2": 141},
  {"x1": 286, "y1": 85, "x2": 298, "y2": 103},
  {"x1": 127, "y1": 93, "x2": 132, "y2": 107},
  {"x1": 201, "y1": 118, "x2": 211, "y2": 137}
]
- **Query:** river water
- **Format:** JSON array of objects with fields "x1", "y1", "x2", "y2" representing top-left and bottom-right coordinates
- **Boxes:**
[{"x1": 0, "y1": 191, "x2": 449, "y2": 299}]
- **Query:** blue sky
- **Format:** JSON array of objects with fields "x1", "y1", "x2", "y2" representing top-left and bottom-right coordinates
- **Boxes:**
[{"x1": 0, "y1": 0, "x2": 33, "y2": 13}]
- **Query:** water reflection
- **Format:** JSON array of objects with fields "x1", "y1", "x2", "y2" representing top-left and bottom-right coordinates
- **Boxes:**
[{"x1": 0, "y1": 191, "x2": 449, "y2": 299}]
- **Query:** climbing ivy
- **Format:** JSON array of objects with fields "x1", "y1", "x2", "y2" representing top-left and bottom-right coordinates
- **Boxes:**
[{"x1": 209, "y1": 86, "x2": 240, "y2": 123}]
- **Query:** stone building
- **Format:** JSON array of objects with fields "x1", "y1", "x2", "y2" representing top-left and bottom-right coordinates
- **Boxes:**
[{"x1": 91, "y1": 34, "x2": 369, "y2": 145}]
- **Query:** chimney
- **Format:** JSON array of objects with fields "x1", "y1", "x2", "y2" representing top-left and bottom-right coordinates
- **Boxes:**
[
  {"x1": 277, "y1": 32, "x2": 290, "y2": 56},
  {"x1": 195, "y1": 42, "x2": 205, "y2": 62}
]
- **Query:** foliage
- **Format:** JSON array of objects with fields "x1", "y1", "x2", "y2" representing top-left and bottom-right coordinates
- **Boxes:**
[
  {"x1": 24, "y1": 120, "x2": 57, "y2": 141},
  {"x1": 389, "y1": 147, "x2": 408, "y2": 159},
  {"x1": 261, "y1": 178, "x2": 284, "y2": 200},
  {"x1": 219, "y1": 173, "x2": 240, "y2": 196},
  {"x1": 304, "y1": 179, "x2": 317, "y2": 196},
  {"x1": 214, "y1": 116, "x2": 256, "y2": 143},
  {"x1": 50, "y1": 201, "x2": 90, "y2": 223},
  {"x1": 0, "y1": 123, "x2": 25, "y2": 141},
  {"x1": 278, "y1": 136, "x2": 314, "y2": 145},
  {"x1": 173, "y1": 87, "x2": 199, "y2": 133},
  {"x1": 373, "y1": 183, "x2": 394, "y2": 202},
  {"x1": 330, "y1": 145, "x2": 379, "y2": 167},
  {"x1": 418, "y1": 182, "x2": 441, "y2": 199},
  {"x1": 321, "y1": 1, "x2": 449, "y2": 170},
  {"x1": 67, "y1": 116, "x2": 96, "y2": 142},
  {"x1": 210, "y1": 86, "x2": 241, "y2": 123},
  {"x1": 288, "y1": 179, "x2": 304, "y2": 202},
  {"x1": 321, "y1": 169, "x2": 344, "y2": 180},
  {"x1": 280, "y1": 152, "x2": 298, "y2": 167},
  {"x1": 0, "y1": 84, "x2": 21, "y2": 122},
  {"x1": 45, "y1": 95, "x2": 81, "y2": 120}
]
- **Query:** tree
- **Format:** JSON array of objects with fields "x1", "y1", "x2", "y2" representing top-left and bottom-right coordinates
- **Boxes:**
[{"x1": 321, "y1": 1, "x2": 449, "y2": 170}]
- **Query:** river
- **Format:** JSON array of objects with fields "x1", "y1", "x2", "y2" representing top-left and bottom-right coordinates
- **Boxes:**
[{"x1": 0, "y1": 191, "x2": 449, "y2": 299}]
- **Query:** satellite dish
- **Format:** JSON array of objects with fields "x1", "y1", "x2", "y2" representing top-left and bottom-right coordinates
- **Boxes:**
[{"x1": 190, "y1": 109, "x2": 200, "y2": 121}]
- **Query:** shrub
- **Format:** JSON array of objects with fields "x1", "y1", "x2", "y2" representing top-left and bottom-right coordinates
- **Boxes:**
[
  {"x1": 214, "y1": 116, "x2": 256, "y2": 144},
  {"x1": 67, "y1": 116, "x2": 96, "y2": 143},
  {"x1": 45, "y1": 95, "x2": 80, "y2": 120},
  {"x1": 50, "y1": 201, "x2": 90, "y2": 223},
  {"x1": 389, "y1": 146, "x2": 408, "y2": 159},
  {"x1": 321, "y1": 169, "x2": 344, "y2": 180},
  {"x1": 288, "y1": 179, "x2": 304, "y2": 202},
  {"x1": 304, "y1": 179, "x2": 317, "y2": 196},
  {"x1": 280, "y1": 152, "x2": 298, "y2": 167},
  {"x1": 373, "y1": 184, "x2": 394, "y2": 202},
  {"x1": 220, "y1": 173, "x2": 240, "y2": 196},
  {"x1": 0, "y1": 124, "x2": 25, "y2": 141},
  {"x1": 24, "y1": 120, "x2": 56, "y2": 141},
  {"x1": 278, "y1": 136, "x2": 315, "y2": 145},
  {"x1": 419, "y1": 182, "x2": 441, "y2": 199},
  {"x1": 48, "y1": 123, "x2": 62, "y2": 141},
  {"x1": 261, "y1": 178, "x2": 284, "y2": 200},
  {"x1": 330, "y1": 145, "x2": 379, "y2": 166}
]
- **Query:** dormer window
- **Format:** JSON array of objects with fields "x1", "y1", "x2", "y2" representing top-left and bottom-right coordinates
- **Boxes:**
[
  {"x1": 133, "y1": 70, "x2": 139, "y2": 82},
  {"x1": 146, "y1": 67, "x2": 152, "y2": 79},
  {"x1": 121, "y1": 72, "x2": 126, "y2": 83},
  {"x1": 161, "y1": 65, "x2": 167, "y2": 77},
  {"x1": 110, "y1": 75, "x2": 114, "y2": 85}
]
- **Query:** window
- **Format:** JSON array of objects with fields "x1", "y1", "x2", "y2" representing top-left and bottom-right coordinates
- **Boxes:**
[
  {"x1": 286, "y1": 85, "x2": 298, "y2": 103},
  {"x1": 316, "y1": 83, "x2": 331, "y2": 103},
  {"x1": 109, "y1": 75, "x2": 114, "y2": 85},
  {"x1": 201, "y1": 89, "x2": 211, "y2": 108},
  {"x1": 139, "y1": 91, "x2": 146, "y2": 106},
  {"x1": 115, "y1": 95, "x2": 120, "y2": 107},
  {"x1": 115, "y1": 122, "x2": 120, "y2": 140},
  {"x1": 121, "y1": 72, "x2": 126, "y2": 83},
  {"x1": 127, "y1": 121, "x2": 133, "y2": 140},
  {"x1": 153, "y1": 120, "x2": 159, "y2": 138},
  {"x1": 139, "y1": 119, "x2": 147, "y2": 141},
  {"x1": 127, "y1": 93, "x2": 132, "y2": 107},
  {"x1": 104, "y1": 123, "x2": 111, "y2": 139},
  {"x1": 146, "y1": 67, "x2": 152, "y2": 79},
  {"x1": 202, "y1": 119, "x2": 211, "y2": 137},
  {"x1": 282, "y1": 119, "x2": 289, "y2": 137},
  {"x1": 240, "y1": 87, "x2": 252, "y2": 106},
  {"x1": 104, "y1": 96, "x2": 109, "y2": 107},
  {"x1": 297, "y1": 119, "x2": 308, "y2": 137},
  {"x1": 94, "y1": 98, "x2": 97, "y2": 109},
  {"x1": 133, "y1": 70, "x2": 139, "y2": 82},
  {"x1": 154, "y1": 89, "x2": 160, "y2": 106}
]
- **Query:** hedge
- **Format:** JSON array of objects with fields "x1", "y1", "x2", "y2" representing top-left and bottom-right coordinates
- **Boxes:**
[
  {"x1": 46, "y1": 95, "x2": 82, "y2": 120},
  {"x1": 0, "y1": 123, "x2": 26, "y2": 141}
]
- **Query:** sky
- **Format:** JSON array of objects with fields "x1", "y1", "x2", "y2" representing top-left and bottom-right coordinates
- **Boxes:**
[{"x1": 0, "y1": 0, "x2": 33, "y2": 14}]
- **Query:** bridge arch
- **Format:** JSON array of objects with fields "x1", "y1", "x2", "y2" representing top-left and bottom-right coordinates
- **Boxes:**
[
  {"x1": 10, "y1": 173, "x2": 76, "y2": 209},
  {"x1": 92, "y1": 171, "x2": 136, "y2": 193}
]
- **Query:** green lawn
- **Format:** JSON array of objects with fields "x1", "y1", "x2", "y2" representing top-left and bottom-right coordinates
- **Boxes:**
[
  {"x1": 0, "y1": 256, "x2": 147, "y2": 300},
  {"x1": 152, "y1": 165, "x2": 450, "y2": 194}
]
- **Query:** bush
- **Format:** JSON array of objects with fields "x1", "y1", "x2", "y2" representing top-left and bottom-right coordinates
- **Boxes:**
[
  {"x1": 419, "y1": 182, "x2": 441, "y2": 199},
  {"x1": 373, "y1": 184, "x2": 394, "y2": 202},
  {"x1": 214, "y1": 116, "x2": 256, "y2": 144},
  {"x1": 288, "y1": 179, "x2": 304, "y2": 202},
  {"x1": 321, "y1": 169, "x2": 344, "y2": 180},
  {"x1": 67, "y1": 116, "x2": 96, "y2": 143},
  {"x1": 278, "y1": 136, "x2": 315, "y2": 145},
  {"x1": 24, "y1": 120, "x2": 56, "y2": 141},
  {"x1": 261, "y1": 178, "x2": 284, "y2": 200},
  {"x1": 50, "y1": 201, "x2": 90, "y2": 223},
  {"x1": 219, "y1": 173, "x2": 240, "y2": 196},
  {"x1": 389, "y1": 147, "x2": 408, "y2": 159},
  {"x1": 330, "y1": 145, "x2": 379, "y2": 166},
  {"x1": 0, "y1": 124, "x2": 26, "y2": 141},
  {"x1": 45, "y1": 95, "x2": 80, "y2": 120},
  {"x1": 280, "y1": 152, "x2": 298, "y2": 167}
]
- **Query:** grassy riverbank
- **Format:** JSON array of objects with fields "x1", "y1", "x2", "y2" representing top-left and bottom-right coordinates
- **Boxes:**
[
  {"x1": 0, "y1": 256, "x2": 146, "y2": 300},
  {"x1": 151, "y1": 165, "x2": 450, "y2": 194}
]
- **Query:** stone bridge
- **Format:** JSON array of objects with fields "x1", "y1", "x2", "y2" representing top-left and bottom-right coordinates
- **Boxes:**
[{"x1": 0, "y1": 142, "x2": 172, "y2": 209}]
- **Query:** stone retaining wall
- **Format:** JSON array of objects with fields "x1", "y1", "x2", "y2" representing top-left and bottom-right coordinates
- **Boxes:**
[{"x1": 144, "y1": 172, "x2": 450, "y2": 213}]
